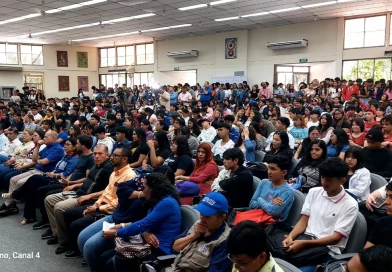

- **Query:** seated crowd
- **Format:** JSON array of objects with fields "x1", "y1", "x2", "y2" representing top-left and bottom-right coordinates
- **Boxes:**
[{"x1": 1, "y1": 78, "x2": 392, "y2": 272}]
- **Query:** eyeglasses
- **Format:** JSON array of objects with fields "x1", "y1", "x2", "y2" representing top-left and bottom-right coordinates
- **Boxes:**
[
  {"x1": 111, "y1": 154, "x2": 125, "y2": 158},
  {"x1": 227, "y1": 254, "x2": 253, "y2": 269}
]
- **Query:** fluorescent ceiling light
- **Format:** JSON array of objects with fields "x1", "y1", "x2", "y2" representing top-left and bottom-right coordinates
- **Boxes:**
[
  {"x1": 270, "y1": 7, "x2": 301, "y2": 13},
  {"x1": 46, "y1": 0, "x2": 107, "y2": 14},
  {"x1": 178, "y1": 4, "x2": 208, "y2": 11},
  {"x1": 12, "y1": 13, "x2": 154, "y2": 39},
  {"x1": 0, "y1": 0, "x2": 107, "y2": 25},
  {"x1": 0, "y1": 14, "x2": 41, "y2": 25},
  {"x1": 215, "y1": 16, "x2": 239, "y2": 22},
  {"x1": 241, "y1": 12, "x2": 269, "y2": 18},
  {"x1": 302, "y1": 1, "x2": 336, "y2": 8},
  {"x1": 210, "y1": 0, "x2": 237, "y2": 5},
  {"x1": 72, "y1": 24, "x2": 192, "y2": 42}
]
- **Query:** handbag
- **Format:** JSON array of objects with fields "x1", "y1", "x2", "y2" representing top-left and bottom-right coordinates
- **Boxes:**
[
  {"x1": 228, "y1": 208, "x2": 276, "y2": 227},
  {"x1": 175, "y1": 181, "x2": 200, "y2": 197},
  {"x1": 266, "y1": 222, "x2": 329, "y2": 267},
  {"x1": 115, "y1": 234, "x2": 151, "y2": 259}
]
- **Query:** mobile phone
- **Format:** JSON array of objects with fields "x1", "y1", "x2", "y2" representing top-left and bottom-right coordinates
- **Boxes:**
[{"x1": 373, "y1": 197, "x2": 385, "y2": 208}]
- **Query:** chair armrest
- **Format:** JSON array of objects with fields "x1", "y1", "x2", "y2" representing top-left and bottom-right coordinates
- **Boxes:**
[
  {"x1": 157, "y1": 254, "x2": 177, "y2": 267},
  {"x1": 329, "y1": 253, "x2": 355, "y2": 261}
]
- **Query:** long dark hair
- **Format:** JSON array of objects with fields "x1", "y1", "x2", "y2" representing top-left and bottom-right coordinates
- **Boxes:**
[
  {"x1": 145, "y1": 173, "x2": 180, "y2": 208},
  {"x1": 329, "y1": 128, "x2": 349, "y2": 155},
  {"x1": 300, "y1": 140, "x2": 327, "y2": 168},
  {"x1": 344, "y1": 146, "x2": 365, "y2": 170},
  {"x1": 235, "y1": 126, "x2": 257, "y2": 148},
  {"x1": 318, "y1": 113, "x2": 332, "y2": 134},
  {"x1": 173, "y1": 135, "x2": 192, "y2": 157},
  {"x1": 269, "y1": 131, "x2": 290, "y2": 155},
  {"x1": 130, "y1": 128, "x2": 146, "y2": 150},
  {"x1": 188, "y1": 118, "x2": 201, "y2": 137},
  {"x1": 154, "y1": 131, "x2": 170, "y2": 150},
  {"x1": 141, "y1": 119, "x2": 153, "y2": 131}
]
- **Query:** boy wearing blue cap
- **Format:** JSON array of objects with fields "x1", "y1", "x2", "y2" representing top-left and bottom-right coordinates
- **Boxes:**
[{"x1": 170, "y1": 192, "x2": 233, "y2": 272}]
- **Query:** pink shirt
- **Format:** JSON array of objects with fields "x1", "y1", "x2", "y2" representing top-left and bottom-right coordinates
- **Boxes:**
[
  {"x1": 259, "y1": 87, "x2": 271, "y2": 98},
  {"x1": 178, "y1": 92, "x2": 192, "y2": 106}
]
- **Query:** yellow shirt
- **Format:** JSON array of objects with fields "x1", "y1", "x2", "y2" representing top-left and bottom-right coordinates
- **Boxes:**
[
  {"x1": 232, "y1": 256, "x2": 284, "y2": 272},
  {"x1": 95, "y1": 164, "x2": 136, "y2": 213}
]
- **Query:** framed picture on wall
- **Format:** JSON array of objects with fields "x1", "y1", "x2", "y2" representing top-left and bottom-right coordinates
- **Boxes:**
[
  {"x1": 77, "y1": 52, "x2": 88, "y2": 68},
  {"x1": 225, "y1": 38, "x2": 237, "y2": 59},
  {"x1": 57, "y1": 51, "x2": 68, "y2": 67},
  {"x1": 78, "y1": 76, "x2": 88, "y2": 92},
  {"x1": 58, "y1": 76, "x2": 70, "y2": 91}
]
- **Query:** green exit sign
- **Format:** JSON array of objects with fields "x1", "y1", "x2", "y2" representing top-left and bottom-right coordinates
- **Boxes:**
[
  {"x1": 299, "y1": 58, "x2": 308, "y2": 63},
  {"x1": 174, "y1": 67, "x2": 180, "y2": 71}
]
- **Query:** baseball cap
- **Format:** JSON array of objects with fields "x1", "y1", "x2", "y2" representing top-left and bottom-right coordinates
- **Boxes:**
[
  {"x1": 365, "y1": 126, "x2": 384, "y2": 143},
  {"x1": 366, "y1": 108, "x2": 377, "y2": 115},
  {"x1": 195, "y1": 192, "x2": 228, "y2": 216}
]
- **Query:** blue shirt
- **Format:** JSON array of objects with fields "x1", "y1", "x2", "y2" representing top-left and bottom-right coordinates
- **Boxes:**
[
  {"x1": 289, "y1": 127, "x2": 308, "y2": 142},
  {"x1": 244, "y1": 139, "x2": 256, "y2": 162},
  {"x1": 117, "y1": 196, "x2": 181, "y2": 255},
  {"x1": 200, "y1": 88, "x2": 212, "y2": 102},
  {"x1": 327, "y1": 144, "x2": 349, "y2": 158},
  {"x1": 57, "y1": 131, "x2": 68, "y2": 147},
  {"x1": 170, "y1": 92, "x2": 178, "y2": 105},
  {"x1": 250, "y1": 179, "x2": 294, "y2": 221},
  {"x1": 36, "y1": 142, "x2": 65, "y2": 172},
  {"x1": 53, "y1": 155, "x2": 79, "y2": 178},
  {"x1": 112, "y1": 139, "x2": 131, "y2": 153},
  {"x1": 229, "y1": 127, "x2": 240, "y2": 143}
]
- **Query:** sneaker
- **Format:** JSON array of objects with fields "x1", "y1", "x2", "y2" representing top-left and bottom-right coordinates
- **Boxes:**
[
  {"x1": 55, "y1": 246, "x2": 67, "y2": 255},
  {"x1": 65, "y1": 250, "x2": 81, "y2": 259},
  {"x1": 33, "y1": 220, "x2": 50, "y2": 230},
  {"x1": 0, "y1": 205, "x2": 19, "y2": 216},
  {"x1": 0, "y1": 203, "x2": 7, "y2": 211},
  {"x1": 41, "y1": 228, "x2": 53, "y2": 240},
  {"x1": 47, "y1": 237, "x2": 58, "y2": 245}
]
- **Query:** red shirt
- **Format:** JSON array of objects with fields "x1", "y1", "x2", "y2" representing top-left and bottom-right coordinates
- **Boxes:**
[
  {"x1": 364, "y1": 121, "x2": 380, "y2": 133},
  {"x1": 342, "y1": 85, "x2": 359, "y2": 101},
  {"x1": 189, "y1": 161, "x2": 219, "y2": 195},
  {"x1": 350, "y1": 132, "x2": 366, "y2": 147}
]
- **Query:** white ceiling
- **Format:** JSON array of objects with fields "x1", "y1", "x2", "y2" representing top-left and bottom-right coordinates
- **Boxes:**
[{"x1": 0, "y1": 0, "x2": 391, "y2": 47}]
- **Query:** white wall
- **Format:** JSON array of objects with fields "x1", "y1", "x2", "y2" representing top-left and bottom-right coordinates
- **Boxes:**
[
  {"x1": 310, "y1": 62, "x2": 337, "y2": 81},
  {"x1": 159, "y1": 70, "x2": 197, "y2": 86},
  {"x1": 0, "y1": 44, "x2": 99, "y2": 98}
]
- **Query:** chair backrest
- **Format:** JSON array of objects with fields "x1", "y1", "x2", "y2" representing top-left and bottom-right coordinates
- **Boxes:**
[
  {"x1": 254, "y1": 150, "x2": 266, "y2": 162},
  {"x1": 288, "y1": 158, "x2": 299, "y2": 176},
  {"x1": 275, "y1": 258, "x2": 302, "y2": 272},
  {"x1": 64, "y1": 119, "x2": 71, "y2": 133},
  {"x1": 343, "y1": 212, "x2": 367, "y2": 254},
  {"x1": 285, "y1": 190, "x2": 306, "y2": 227},
  {"x1": 252, "y1": 176, "x2": 262, "y2": 193},
  {"x1": 369, "y1": 173, "x2": 388, "y2": 193},
  {"x1": 180, "y1": 205, "x2": 200, "y2": 232}
]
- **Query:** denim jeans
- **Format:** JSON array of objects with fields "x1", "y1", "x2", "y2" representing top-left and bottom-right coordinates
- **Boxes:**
[
  {"x1": 78, "y1": 215, "x2": 115, "y2": 272},
  {"x1": 0, "y1": 154, "x2": 9, "y2": 163}
]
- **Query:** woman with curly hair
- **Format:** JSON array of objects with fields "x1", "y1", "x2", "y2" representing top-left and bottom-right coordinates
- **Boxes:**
[{"x1": 163, "y1": 136, "x2": 194, "y2": 177}]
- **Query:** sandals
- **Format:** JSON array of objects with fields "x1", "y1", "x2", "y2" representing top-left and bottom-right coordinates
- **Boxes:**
[
  {"x1": 1, "y1": 193, "x2": 12, "y2": 199},
  {"x1": 21, "y1": 218, "x2": 36, "y2": 225}
]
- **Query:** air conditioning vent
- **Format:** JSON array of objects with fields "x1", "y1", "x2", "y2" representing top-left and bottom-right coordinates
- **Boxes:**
[
  {"x1": 266, "y1": 39, "x2": 308, "y2": 50},
  {"x1": 0, "y1": 65, "x2": 23, "y2": 72},
  {"x1": 166, "y1": 50, "x2": 198, "y2": 58}
]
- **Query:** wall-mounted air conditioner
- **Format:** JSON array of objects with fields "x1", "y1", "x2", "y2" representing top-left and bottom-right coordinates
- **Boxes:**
[
  {"x1": 266, "y1": 39, "x2": 308, "y2": 50},
  {"x1": 166, "y1": 50, "x2": 199, "y2": 58},
  {"x1": 0, "y1": 65, "x2": 23, "y2": 72}
]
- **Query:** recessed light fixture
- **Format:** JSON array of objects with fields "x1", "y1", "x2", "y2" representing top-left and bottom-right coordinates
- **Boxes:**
[
  {"x1": 0, "y1": 0, "x2": 107, "y2": 25},
  {"x1": 179, "y1": 0, "x2": 237, "y2": 11},
  {"x1": 71, "y1": 24, "x2": 192, "y2": 42},
  {"x1": 215, "y1": 16, "x2": 240, "y2": 22}
]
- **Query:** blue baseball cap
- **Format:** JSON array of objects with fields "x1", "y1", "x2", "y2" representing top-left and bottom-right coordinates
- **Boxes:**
[{"x1": 195, "y1": 192, "x2": 229, "y2": 216}]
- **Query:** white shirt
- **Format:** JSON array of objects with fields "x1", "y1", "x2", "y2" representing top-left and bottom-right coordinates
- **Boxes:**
[
  {"x1": 0, "y1": 133, "x2": 7, "y2": 152},
  {"x1": 33, "y1": 113, "x2": 43, "y2": 122},
  {"x1": 301, "y1": 186, "x2": 358, "y2": 254},
  {"x1": 211, "y1": 169, "x2": 231, "y2": 192},
  {"x1": 212, "y1": 139, "x2": 235, "y2": 158},
  {"x1": 347, "y1": 167, "x2": 371, "y2": 202},
  {"x1": 265, "y1": 131, "x2": 295, "y2": 151},
  {"x1": 307, "y1": 120, "x2": 319, "y2": 129},
  {"x1": 0, "y1": 137, "x2": 22, "y2": 157},
  {"x1": 197, "y1": 126, "x2": 217, "y2": 143},
  {"x1": 224, "y1": 89, "x2": 232, "y2": 99}
]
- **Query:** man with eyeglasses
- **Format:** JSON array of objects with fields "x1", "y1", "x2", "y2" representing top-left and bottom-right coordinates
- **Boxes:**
[
  {"x1": 227, "y1": 221, "x2": 284, "y2": 272},
  {"x1": 58, "y1": 147, "x2": 136, "y2": 258}
]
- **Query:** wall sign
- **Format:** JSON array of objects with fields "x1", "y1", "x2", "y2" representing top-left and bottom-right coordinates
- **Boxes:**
[{"x1": 225, "y1": 38, "x2": 237, "y2": 59}]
